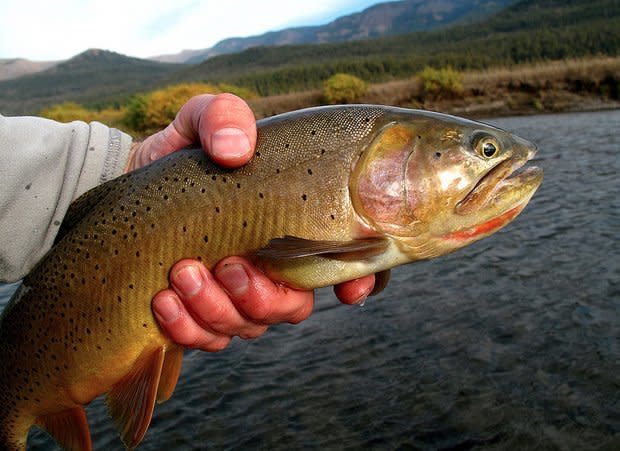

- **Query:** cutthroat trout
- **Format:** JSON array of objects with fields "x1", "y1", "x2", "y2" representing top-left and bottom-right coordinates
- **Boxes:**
[{"x1": 0, "y1": 105, "x2": 542, "y2": 450}]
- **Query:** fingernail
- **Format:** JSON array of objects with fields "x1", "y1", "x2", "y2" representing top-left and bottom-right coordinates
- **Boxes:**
[
  {"x1": 172, "y1": 264, "x2": 204, "y2": 297},
  {"x1": 153, "y1": 295, "x2": 181, "y2": 323},
  {"x1": 211, "y1": 128, "x2": 251, "y2": 160},
  {"x1": 215, "y1": 263, "x2": 249, "y2": 298}
]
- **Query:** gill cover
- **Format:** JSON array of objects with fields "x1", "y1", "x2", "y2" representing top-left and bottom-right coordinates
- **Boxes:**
[{"x1": 350, "y1": 123, "x2": 425, "y2": 237}]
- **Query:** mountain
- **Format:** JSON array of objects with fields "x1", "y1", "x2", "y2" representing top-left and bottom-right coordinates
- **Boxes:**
[
  {"x1": 153, "y1": 0, "x2": 516, "y2": 64},
  {"x1": 0, "y1": 58, "x2": 60, "y2": 82},
  {"x1": 1, "y1": 0, "x2": 618, "y2": 115},
  {"x1": 169, "y1": 0, "x2": 620, "y2": 95},
  {"x1": 0, "y1": 49, "x2": 183, "y2": 115}
]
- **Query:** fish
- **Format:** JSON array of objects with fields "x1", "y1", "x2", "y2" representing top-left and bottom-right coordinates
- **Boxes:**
[{"x1": 0, "y1": 105, "x2": 542, "y2": 450}]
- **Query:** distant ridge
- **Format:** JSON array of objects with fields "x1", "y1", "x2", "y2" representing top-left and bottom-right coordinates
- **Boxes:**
[
  {"x1": 0, "y1": 49, "x2": 183, "y2": 115},
  {"x1": 152, "y1": 0, "x2": 516, "y2": 64},
  {"x1": 0, "y1": 58, "x2": 59, "y2": 82}
]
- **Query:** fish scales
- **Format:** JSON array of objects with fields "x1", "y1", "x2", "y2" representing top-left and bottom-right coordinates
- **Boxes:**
[
  {"x1": 0, "y1": 105, "x2": 542, "y2": 450},
  {"x1": 0, "y1": 106, "x2": 386, "y2": 448}
]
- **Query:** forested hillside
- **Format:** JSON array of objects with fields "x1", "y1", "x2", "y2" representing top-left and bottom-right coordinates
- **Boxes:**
[{"x1": 170, "y1": 0, "x2": 620, "y2": 95}]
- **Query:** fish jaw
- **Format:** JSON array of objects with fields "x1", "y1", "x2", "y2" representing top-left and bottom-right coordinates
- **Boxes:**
[{"x1": 444, "y1": 139, "x2": 543, "y2": 244}]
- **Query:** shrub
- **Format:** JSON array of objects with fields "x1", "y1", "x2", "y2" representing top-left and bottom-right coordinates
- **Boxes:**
[
  {"x1": 124, "y1": 83, "x2": 221, "y2": 135},
  {"x1": 323, "y1": 73, "x2": 368, "y2": 104},
  {"x1": 217, "y1": 83, "x2": 259, "y2": 100},
  {"x1": 418, "y1": 66, "x2": 464, "y2": 100},
  {"x1": 40, "y1": 102, "x2": 126, "y2": 129}
]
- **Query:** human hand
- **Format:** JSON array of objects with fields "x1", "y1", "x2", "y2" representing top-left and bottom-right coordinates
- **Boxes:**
[{"x1": 131, "y1": 93, "x2": 376, "y2": 351}]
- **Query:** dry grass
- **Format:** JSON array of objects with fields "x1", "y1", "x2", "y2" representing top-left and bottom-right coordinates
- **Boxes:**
[{"x1": 248, "y1": 56, "x2": 620, "y2": 119}]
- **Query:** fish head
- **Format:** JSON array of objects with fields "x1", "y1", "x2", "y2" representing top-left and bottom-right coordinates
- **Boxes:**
[{"x1": 349, "y1": 110, "x2": 543, "y2": 260}]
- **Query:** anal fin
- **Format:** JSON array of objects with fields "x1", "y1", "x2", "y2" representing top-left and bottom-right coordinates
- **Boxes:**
[
  {"x1": 35, "y1": 406, "x2": 92, "y2": 451},
  {"x1": 157, "y1": 345, "x2": 184, "y2": 403},
  {"x1": 106, "y1": 347, "x2": 165, "y2": 449}
]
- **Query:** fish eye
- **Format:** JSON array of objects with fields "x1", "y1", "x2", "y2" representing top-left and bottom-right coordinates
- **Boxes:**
[
  {"x1": 476, "y1": 137, "x2": 500, "y2": 159},
  {"x1": 483, "y1": 141, "x2": 498, "y2": 158}
]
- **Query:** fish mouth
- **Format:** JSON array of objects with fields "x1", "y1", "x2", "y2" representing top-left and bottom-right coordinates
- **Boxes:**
[{"x1": 456, "y1": 148, "x2": 543, "y2": 216}]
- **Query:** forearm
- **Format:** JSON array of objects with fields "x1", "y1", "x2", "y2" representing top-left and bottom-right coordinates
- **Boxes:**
[{"x1": 0, "y1": 115, "x2": 132, "y2": 282}]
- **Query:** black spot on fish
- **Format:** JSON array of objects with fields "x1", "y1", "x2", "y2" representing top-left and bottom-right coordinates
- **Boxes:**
[
  {"x1": 243, "y1": 221, "x2": 247, "y2": 228},
  {"x1": 215, "y1": 207, "x2": 220, "y2": 213},
  {"x1": 434, "y1": 152, "x2": 442, "y2": 160},
  {"x1": 302, "y1": 194, "x2": 308, "y2": 201},
  {"x1": 259, "y1": 192, "x2": 264, "y2": 199},
  {"x1": 204, "y1": 235, "x2": 209, "y2": 243},
  {"x1": 25, "y1": 183, "x2": 32, "y2": 190},
  {"x1": 307, "y1": 169, "x2": 313, "y2": 175}
]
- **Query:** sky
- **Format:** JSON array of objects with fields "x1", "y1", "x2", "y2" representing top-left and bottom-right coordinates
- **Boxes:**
[{"x1": 0, "y1": 0, "x2": 380, "y2": 61}]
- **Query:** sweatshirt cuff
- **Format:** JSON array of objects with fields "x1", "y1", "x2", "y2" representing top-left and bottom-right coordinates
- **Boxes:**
[{"x1": 74, "y1": 122, "x2": 133, "y2": 199}]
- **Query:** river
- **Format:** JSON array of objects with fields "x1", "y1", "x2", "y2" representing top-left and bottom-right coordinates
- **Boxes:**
[{"x1": 2, "y1": 109, "x2": 619, "y2": 450}]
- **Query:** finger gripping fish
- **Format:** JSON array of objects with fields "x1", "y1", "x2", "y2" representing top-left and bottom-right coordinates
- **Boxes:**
[{"x1": 0, "y1": 105, "x2": 542, "y2": 450}]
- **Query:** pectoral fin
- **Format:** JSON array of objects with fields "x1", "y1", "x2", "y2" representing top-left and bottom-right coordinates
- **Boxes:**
[
  {"x1": 256, "y1": 236, "x2": 388, "y2": 260},
  {"x1": 106, "y1": 347, "x2": 165, "y2": 449},
  {"x1": 35, "y1": 406, "x2": 92, "y2": 451}
]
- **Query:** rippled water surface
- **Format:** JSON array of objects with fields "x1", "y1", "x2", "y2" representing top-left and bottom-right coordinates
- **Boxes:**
[{"x1": 2, "y1": 110, "x2": 619, "y2": 450}]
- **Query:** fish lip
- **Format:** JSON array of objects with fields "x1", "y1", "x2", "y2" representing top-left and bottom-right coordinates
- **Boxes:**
[{"x1": 455, "y1": 149, "x2": 541, "y2": 216}]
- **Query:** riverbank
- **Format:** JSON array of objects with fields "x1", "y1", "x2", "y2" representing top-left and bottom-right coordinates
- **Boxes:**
[{"x1": 249, "y1": 56, "x2": 620, "y2": 120}]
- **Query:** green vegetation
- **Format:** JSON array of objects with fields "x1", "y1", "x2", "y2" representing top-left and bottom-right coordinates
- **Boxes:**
[
  {"x1": 40, "y1": 83, "x2": 258, "y2": 136},
  {"x1": 125, "y1": 83, "x2": 221, "y2": 135},
  {"x1": 5, "y1": 0, "x2": 619, "y2": 120},
  {"x1": 40, "y1": 102, "x2": 126, "y2": 128},
  {"x1": 418, "y1": 67, "x2": 464, "y2": 100},
  {"x1": 323, "y1": 74, "x2": 368, "y2": 104},
  {"x1": 173, "y1": 0, "x2": 620, "y2": 96}
]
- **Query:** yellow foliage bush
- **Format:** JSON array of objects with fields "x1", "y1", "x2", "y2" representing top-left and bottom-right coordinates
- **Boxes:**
[
  {"x1": 323, "y1": 73, "x2": 368, "y2": 104},
  {"x1": 124, "y1": 82, "x2": 259, "y2": 136},
  {"x1": 418, "y1": 67, "x2": 464, "y2": 100},
  {"x1": 125, "y1": 83, "x2": 220, "y2": 135},
  {"x1": 40, "y1": 103, "x2": 126, "y2": 129}
]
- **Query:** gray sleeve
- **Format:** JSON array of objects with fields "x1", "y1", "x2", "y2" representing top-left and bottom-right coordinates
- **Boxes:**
[{"x1": 0, "y1": 114, "x2": 133, "y2": 282}]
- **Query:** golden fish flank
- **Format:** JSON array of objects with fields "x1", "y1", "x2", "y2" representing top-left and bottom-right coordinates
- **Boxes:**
[{"x1": 0, "y1": 105, "x2": 542, "y2": 450}]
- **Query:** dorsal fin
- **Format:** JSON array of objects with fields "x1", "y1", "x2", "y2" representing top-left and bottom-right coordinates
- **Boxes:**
[
  {"x1": 35, "y1": 406, "x2": 92, "y2": 451},
  {"x1": 157, "y1": 345, "x2": 184, "y2": 403},
  {"x1": 106, "y1": 347, "x2": 165, "y2": 449}
]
